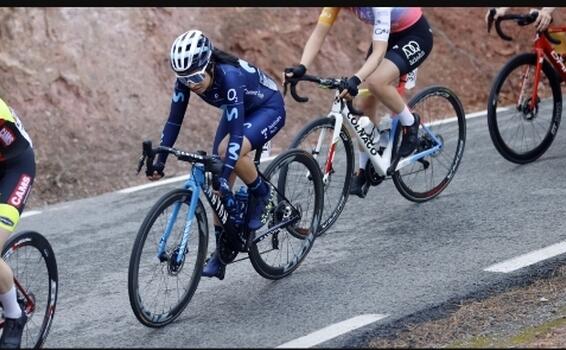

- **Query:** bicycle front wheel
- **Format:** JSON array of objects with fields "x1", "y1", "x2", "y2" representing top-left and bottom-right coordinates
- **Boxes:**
[
  {"x1": 289, "y1": 116, "x2": 354, "y2": 235},
  {"x1": 2, "y1": 230, "x2": 58, "y2": 349},
  {"x1": 128, "y1": 188, "x2": 208, "y2": 328},
  {"x1": 487, "y1": 53, "x2": 562, "y2": 164},
  {"x1": 392, "y1": 85, "x2": 466, "y2": 202},
  {"x1": 248, "y1": 149, "x2": 324, "y2": 280}
]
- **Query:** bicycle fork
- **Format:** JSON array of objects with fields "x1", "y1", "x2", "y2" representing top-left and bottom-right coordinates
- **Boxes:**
[
  {"x1": 307, "y1": 118, "x2": 343, "y2": 184},
  {"x1": 156, "y1": 167, "x2": 203, "y2": 265},
  {"x1": 517, "y1": 50, "x2": 543, "y2": 114}
]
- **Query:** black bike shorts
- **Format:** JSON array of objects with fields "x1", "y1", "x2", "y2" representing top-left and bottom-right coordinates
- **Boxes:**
[
  {"x1": 0, "y1": 146, "x2": 35, "y2": 232},
  {"x1": 366, "y1": 15, "x2": 434, "y2": 76}
]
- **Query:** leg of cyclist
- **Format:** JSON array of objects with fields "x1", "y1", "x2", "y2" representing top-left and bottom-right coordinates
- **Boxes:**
[
  {"x1": 367, "y1": 58, "x2": 421, "y2": 158},
  {"x1": 203, "y1": 95, "x2": 286, "y2": 279},
  {"x1": 203, "y1": 137, "x2": 255, "y2": 279},
  {"x1": 0, "y1": 148, "x2": 35, "y2": 348},
  {"x1": 351, "y1": 15, "x2": 433, "y2": 198},
  {"x1": 350, "y1": 93, "x2": 378, "y2": 198}
]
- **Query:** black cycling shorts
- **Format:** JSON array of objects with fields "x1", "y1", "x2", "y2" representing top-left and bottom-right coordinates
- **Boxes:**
[
  {"x1": 366, "y1": 15, "x2": 434, "y2": 76},
  {"x1": 0, "y1": 146, "x2": 35, "y2": 232}
]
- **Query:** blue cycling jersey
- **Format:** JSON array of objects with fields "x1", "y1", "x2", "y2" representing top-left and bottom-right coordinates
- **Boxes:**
[{"x1": 159, "y1": 59, "x2": 282, "y2": 180}]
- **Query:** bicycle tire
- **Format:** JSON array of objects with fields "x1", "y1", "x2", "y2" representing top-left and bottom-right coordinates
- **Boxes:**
[
  {"x1": 128, "y1": 188, "x2": 208, "y2": 328},
  {"x1": 1, "y1": 230, "x2": 58, "y2": 349},
  {"x1": 392, "y1": 85, "x2": 466, "y2": 202},
  {"x1": 487, "y1": 53, "x2": 562, "y2": 164},
  {"x1": 248, "y1": 149, "x2": 323, "y2": 280},
  {"x1": 288, "y1": 116, "x2": 354, "y2": 235}
]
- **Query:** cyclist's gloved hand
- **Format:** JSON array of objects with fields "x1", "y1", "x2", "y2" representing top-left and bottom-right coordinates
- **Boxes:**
[
  {"x1": 218, "y1": 176, "x2": 237, "y2": 210},
  {"x1": 217, "y1": 177, "x2": 231, "y2": 196},
  {"x1": 284, "y1": 64, "x2": 307, "y2": 79},
  {"x1": 339, "y1": 75, "x2": 362, "y2": 99},
  {"x1": 147, "y1": 160, "x2": 165, "y2": 181},
  {"x1": 532, "y1": 8, "x2": 553, "y2": 32}
]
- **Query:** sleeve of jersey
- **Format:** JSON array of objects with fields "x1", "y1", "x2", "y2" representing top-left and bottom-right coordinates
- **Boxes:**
[
  {"x1": 318, "y1": 7, "x2": 340, "y2": 26},
  {"x1": 157, "y1": 79, "x2": 190, "y2": 164},
  {"x1": 220, "y1": 84, "x2": 246, "y2": 180},
  {"x1": 371, "y1": 7, "x2": 392, "y2": 42}
]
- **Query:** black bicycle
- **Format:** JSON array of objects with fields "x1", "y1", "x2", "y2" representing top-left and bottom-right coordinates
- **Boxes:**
[
  {"x1": 128, "y1": 140, "x2": 323, "y2": 328},
  {"x1": 1, "y1": 230, "x2": 58, "y2": 348}
]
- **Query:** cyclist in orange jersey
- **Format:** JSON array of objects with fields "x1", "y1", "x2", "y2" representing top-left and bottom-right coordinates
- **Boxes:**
[{"x1": 284, "y1": 7, "x2": 434, "y2": 197}]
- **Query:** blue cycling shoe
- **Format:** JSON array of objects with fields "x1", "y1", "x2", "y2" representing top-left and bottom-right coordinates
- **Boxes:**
[
  {"x1": 248, "y1": 186, "x2": 273, "y2": 231},
  {"x1": 202, "y1": 251, "x2": 225, "y2": 280}
]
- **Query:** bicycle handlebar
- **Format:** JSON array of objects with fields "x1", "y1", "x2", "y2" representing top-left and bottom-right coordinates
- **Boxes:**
[
  {"x1": 487, "y1": 9, "x2": 561, "y2": 45},
  {"x1": 284, "y1": 74, "x2": 364, "y2": 116},
  {"x1": 136, "y1": 140, "x2": 224, "y2": 176}
]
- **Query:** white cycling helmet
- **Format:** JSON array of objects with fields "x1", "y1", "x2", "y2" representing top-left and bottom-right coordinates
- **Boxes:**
[{"x1": 170, "y1": 29, "x2": 214, "y2": 76}]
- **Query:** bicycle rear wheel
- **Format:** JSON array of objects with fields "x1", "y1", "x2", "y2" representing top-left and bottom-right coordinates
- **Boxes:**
[
  {"x1": 248, "y1": 149, "x2": 324, "y2": 280},
  {"x1": 1, "y1": 230, "x2": 58, "y2": 349},
  {"x1": 288, "y1": 117, "x2": 354, "y2": 235},
  {"x1": 392, "y1": 85, "x2": 466, "y2": 202},
  {"x1": 128, "y1": 188, "x2": 208, "y2": 328},
  {"x1": 487, "y1": 53, "x2": 562, "y2": 164}
]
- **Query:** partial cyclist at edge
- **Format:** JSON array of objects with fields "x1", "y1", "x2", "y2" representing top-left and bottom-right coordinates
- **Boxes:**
[
  {"x1": 148, "y1": 29, "x2": 286, "y2": 280},
  {"x1": 284, "y1": 7, "x2": 434, "y2": 198},
  {"x1": 485, "y1": 7, "x2": 556, "y2": 32},
  {"x1": 0, "y1": 97, "x2": 35, "y2": 349}
]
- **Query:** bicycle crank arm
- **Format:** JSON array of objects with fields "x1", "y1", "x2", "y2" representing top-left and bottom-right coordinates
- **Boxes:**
[
  {"x1": 417, "y1": 158, "x2": 430, "y2": 170},
  {"x1": 251, "y1": 216, "x2": 301, "y2": 244}
]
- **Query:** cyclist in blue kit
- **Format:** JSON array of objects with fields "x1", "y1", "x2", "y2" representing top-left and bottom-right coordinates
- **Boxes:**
[{"x1": 147, "y1": 30, "x2": 286, "y2": 280}]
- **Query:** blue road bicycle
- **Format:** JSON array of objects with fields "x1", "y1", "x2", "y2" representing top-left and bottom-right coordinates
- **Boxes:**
[{"x1": 128, "y1": 140, "x2": 323, "y2": 328}]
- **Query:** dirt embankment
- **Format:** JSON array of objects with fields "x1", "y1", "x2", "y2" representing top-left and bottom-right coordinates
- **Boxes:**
[{"x1": 0, "y1": 7, "x2": 563, "y2": 207}]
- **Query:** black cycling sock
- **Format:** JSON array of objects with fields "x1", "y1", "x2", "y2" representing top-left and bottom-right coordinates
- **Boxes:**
[
  {"x1": 247, "y1": 176, "x2": 269, "y2": 198},
  {"x1": 214, "y1": 225, "x2": 223, "y2": 242}
]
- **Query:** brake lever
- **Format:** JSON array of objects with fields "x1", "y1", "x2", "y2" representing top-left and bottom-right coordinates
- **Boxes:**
[
  {"x1": 136, "y1": 154, "x2": 146, "y2": 175},
  {"x1": 487, "y1": 8, "x2": 496, "y2": 33}
]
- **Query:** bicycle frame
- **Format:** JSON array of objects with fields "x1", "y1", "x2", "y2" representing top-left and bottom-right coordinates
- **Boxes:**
[
  {"x1": 154, "y1": 164, "x2": 236, "y2": 264},
  {"x1": 525, "y1": 26, "x2": 566, "y2": 110},
  {"x1": 314, "y1": 93, "x2": 443, "y2": 179},
  {"x1": 155, "y1": 160, "x2": 301, "y2": 263}
]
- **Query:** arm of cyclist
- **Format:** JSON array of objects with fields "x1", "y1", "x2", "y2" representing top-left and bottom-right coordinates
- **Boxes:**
[
  {"x1": 485, "y1": 7, "x2": 509, "y2": 23},
  {"x1": 339, "y1": 40, "x2": 387, "y2": 100},
  {"x1": 283, "y1": 7, "x2": 335, "y2": 80},
  {"x1": 532, "y1": 7, "x2": 555, "y2": 32},
  {"x1": 149, "y1": 79, "x2": 190, "y2": 181},
  {"x1": 339, "y1": 7, "x2": 391, "y2": 99}
]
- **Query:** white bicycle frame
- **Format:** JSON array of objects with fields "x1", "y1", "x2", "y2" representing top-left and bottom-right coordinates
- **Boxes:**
[{"x1": 313, "y1": 92, "x2": 444, "y2": 182}]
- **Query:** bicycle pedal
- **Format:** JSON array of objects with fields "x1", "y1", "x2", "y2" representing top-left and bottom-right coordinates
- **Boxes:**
[{"x1": 417, "y1": 158, "x2": 430, "y2": 169}]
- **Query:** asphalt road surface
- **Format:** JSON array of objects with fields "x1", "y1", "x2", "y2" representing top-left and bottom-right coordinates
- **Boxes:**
[{"x1": 17, "y1": 108, "x2": 566, "y2": 348}]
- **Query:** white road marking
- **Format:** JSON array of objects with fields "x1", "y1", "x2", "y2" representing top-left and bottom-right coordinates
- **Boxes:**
[
  {"x1": 276, "y1": 314, "x2": 389, "y2": 348},
  {"x1": 117, "y1": 174, "x2": 191, "y2": 194},
  {"x1": 484, "y1": 241, "x2": 566, "y2": 273},
  {"x1": 21, "y1": 210, "x2": 42, "y2": 218},
  {"x1": 118, "y1": 155, "x2": 278, "y2": 194},
  {"x1": 426, "y1": 106, "x2": 511, "y2": 127},
  {"x1": 116, "y1": 104, "x2": 508, "y2": 195}
]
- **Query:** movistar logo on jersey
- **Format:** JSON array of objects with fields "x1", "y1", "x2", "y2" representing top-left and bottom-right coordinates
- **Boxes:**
[
  {"x1": 228, "y1": 142, "x2": 240, "y2": 161},
  {"x1": 172, "y1": 91, "x2": 185, "y2": 103},
  {"x1": 226, "y1": 106, "x2": 239, "y2": 121}
]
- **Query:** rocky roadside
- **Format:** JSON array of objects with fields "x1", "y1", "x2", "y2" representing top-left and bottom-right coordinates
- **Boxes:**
[{"x1": 363, "y1": 263, "x2": 566, "y2": 348}]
